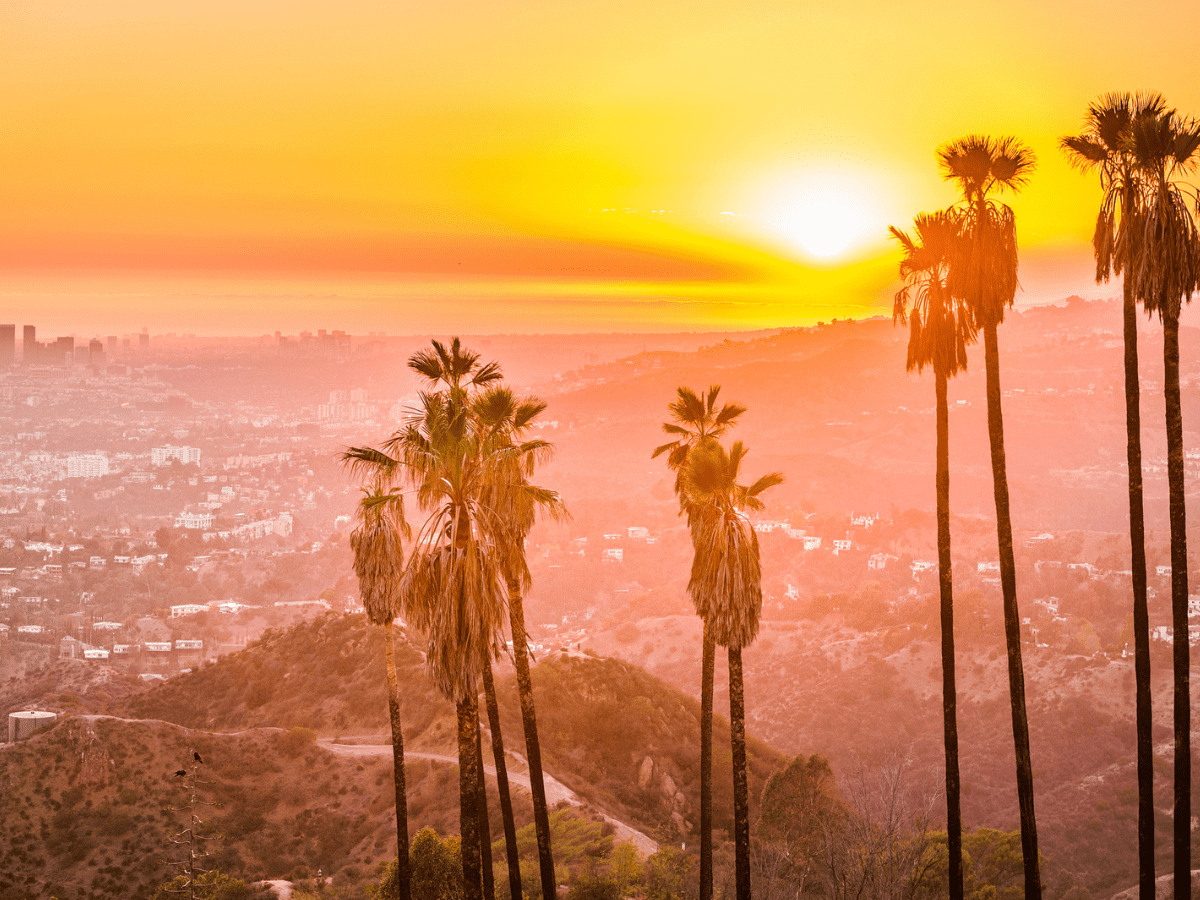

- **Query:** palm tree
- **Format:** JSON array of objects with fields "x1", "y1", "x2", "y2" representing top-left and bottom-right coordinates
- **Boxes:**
[
  {"x1": 890, "y1": 208, "x2": 973, "y2": 900},
  {"x1": 346, "y1": 348, "x2": 508, "y2": 900},
  {"x1": 348, "y1": 482, "x2": 413, "y2": 900},
  {"x1": 406, "y1": 340, "x2": 559, "y2": 900},
  {"x1": 349, "y1": 342, "x2": 564, "y2": 900},
  {"x1": 938, "y1": 134, "x2": 1040, "y2": 899},
  {"x1": 1061, "y1": 91, "x2": 1167, "y2": 899},
  {"x1": 682, "y1": 438, "x2": 783, "y2": 900},
  {"x1": 1126, "y1": 106, "x2": 1200, "y2": 900},
  {"x1": 653, "y1": 385, "x2": 746, "y2": 900},
  {"x1": 474, "y1": 385, "x2": 566, "y2": 900}
]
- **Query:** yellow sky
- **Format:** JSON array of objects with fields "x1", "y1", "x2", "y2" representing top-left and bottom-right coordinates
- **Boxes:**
[{"x1": 2, "y1": 0, "x2": 1199, "y2": 334}]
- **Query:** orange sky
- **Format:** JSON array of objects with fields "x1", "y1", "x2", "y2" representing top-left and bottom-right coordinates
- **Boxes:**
[{"x1": 3, "y1": 0, "x2": 1200, "y2": 335}]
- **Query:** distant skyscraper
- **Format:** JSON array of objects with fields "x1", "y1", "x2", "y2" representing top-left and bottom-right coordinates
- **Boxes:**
[
  {"x1": 22, "y1": 326, "x2": 35, "y2": 365},
  {"x1": 139, "y1": 328, "x2": 149, "y2": 351},
  {"x1": 0, "y1": 325, "x2": 13, "y2": 366},
  {"x1": 89, "y1": 338, "x2": 104, "y2": 367},
  {"x1": 106, "y1": 335, "x2": 118, "y2": 357},
  {"x1": 55, "y1": 336, "x2": 74, "y2": 367}
]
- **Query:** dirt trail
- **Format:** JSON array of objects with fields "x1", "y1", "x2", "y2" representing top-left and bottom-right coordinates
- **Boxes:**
[{"x1": 321, "y1": 740, "x2": 659, "y2": 856}]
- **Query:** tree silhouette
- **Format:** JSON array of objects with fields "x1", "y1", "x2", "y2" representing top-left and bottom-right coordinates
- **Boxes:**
[
  {"x1": 938, "y1": 133, "x2": 1040, "y2": 899},
  {"x1": 349, "y1": 479, "x2": 413, "y2": 900},
  {"x1": 682, "y1": 437, "x2": 782, "y2": 900},
  {"x1": 1061, "y1": 91, "x2": 1168, "y2": 899},
  {"x1": 1125, "y1": 104, "x2": 1200, "y2": 900},
  {"x1": 653, "y1": 385, "x2": 745, "y2": 900},
  {"x1": 890, "y1": 207, "x2": 973, "y2": 900}
]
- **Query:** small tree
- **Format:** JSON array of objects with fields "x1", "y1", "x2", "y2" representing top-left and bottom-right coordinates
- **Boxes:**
[{"x1": 162, "y1": 752, "x2": 217, "y2": 900}]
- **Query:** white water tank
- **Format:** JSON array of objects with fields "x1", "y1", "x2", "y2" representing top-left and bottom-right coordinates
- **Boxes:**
[{"x1": 8, "y1": 710, "x2": 57, "y2": 742}]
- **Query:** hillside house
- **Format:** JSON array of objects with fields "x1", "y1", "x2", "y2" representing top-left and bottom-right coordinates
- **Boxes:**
[
  {"x1": 832, "y1": 539, "x2": 852, "y2": 555},
  {"x1": 977, "y1": 561, "x2": 1000, "y2": 574},
  {"x1": 868, "y1": 553, "x2": 895, "y2": 571},
  {"x1": 1034, "y1": 596, "x2": 1061, "y2": 616},
  {"x1": 603, "y1": 548, "x2": 624, "y2": 563},
  {"x1": 911, "y1": 560, "x2": 935, "y2": 579}
]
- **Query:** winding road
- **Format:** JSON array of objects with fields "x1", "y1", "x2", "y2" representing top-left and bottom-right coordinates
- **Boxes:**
[{"x1": 320, "y1": 739, "x2": 659, "y2": 856}]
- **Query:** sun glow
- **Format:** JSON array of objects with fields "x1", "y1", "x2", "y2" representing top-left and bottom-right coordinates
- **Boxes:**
[{"x1": 754, "y1": 170, "x2": 893, "y2": 265}]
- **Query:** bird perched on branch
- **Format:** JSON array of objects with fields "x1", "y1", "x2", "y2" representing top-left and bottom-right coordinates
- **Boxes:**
[
  {"x1": 193, "y1": 751, "x2": 203, "y2": 763},
  {"x1": 174, "y1": 769, "x2": 187, "y2": 777}
]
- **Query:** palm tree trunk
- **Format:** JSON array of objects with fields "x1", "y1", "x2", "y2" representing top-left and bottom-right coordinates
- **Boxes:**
[
  {"x1": 458, "y1": 696, "x2": 484, "y2": 900},
  {"x1": 728, "y1": 644, "x2": 750, "y2": 900},
  {"x1": 981, "y1": 322, "x2": 1041, "y2": 900},
  {"x1": 1164, "y1": 312, "x2": 1191, "y2": 900},
  {"x1": 935, "y1": 372, "x2": 963, "y2": 900},
  {"x1": 506, "y1": 578, "x2": 556, "y2": 900},
  {"x1": 700, "y1": 623, "x2": 715, "y2": 900},
  {"x1": 474, "y1": 712, "x2": 495, "y2": 900},
  {"x1": 482, "y1": 659, "x2": 523, "y2": 900},
  {"x1": 1122, "y1": 275, "x2": 1154, "y2": 900},
  {"x1": 383, "y1": 623, "x2": 412, "y2": 900}
]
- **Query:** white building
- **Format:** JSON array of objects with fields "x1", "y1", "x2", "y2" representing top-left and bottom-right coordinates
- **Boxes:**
[
  {"x1": 175, "y1": 511, "x2": 214, "y2": 529},
  {"x1": 602, "y1": 548, "x2": 624, "y2": 563},
  {"x1": 152, "y1": 445, "x2": 201, "y2": 467},
  {"x1": 67, "y1": 453, "x2": 110, "y2": 478},
  {"x1": 170, "y1": 604, "x2": 208, "y2": 618}
]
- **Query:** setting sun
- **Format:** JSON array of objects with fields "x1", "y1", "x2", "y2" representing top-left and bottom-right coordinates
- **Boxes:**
[{"x1": 752, "y1": 169, "x2": 892, "y2": 265}]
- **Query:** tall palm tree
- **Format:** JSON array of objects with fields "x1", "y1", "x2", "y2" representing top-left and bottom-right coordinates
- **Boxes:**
[
  {"x1": 349, "y1": 481, "x2": 413, "y2": 900},
  {"x1": 682, "y1": 438, "x2": 783, "y2": 900},
  {"x1": 474, "y1": 385, "x2": 566, "y2": 900},
  {"x1": 653, "y1": 385, "x2": 746, "y2": 900},
  {"x1": 346, "y1": 346, "x2": 512, "y2": 900},
  {"x1": 350, "y1": 342, "x2": 565, "y2": 900},
  {"x1": 938, "y1": 134, "x2": 1041, "y2": 899},
  {"x1": 890, "y1": 208, "x2": 973, "y2": 900},
  {"x1": 1126, "y1": 106, "x2": 1200, "y2": 900},
  {"x1": 1061, "y1": 91, "x2": 1167, "y2": 900},
  {"x1": 405, "y1": 341, "x2": 562, "y2": 900}
]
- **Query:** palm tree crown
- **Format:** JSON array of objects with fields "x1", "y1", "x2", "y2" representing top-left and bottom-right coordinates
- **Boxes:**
[
  {"x1": 653, "y1": 385, "x2": 747, "y2": 505},
  {"x1": 890, "y1": 209, "x2": 974, "y2": 378},
  {"x1": 938, "y1": 135, "x2": 1036, "y2": 331},
  {"x1": 1061, "y1": 92, "x2": 1167, "y2": 284},
  {"x1": 349, "y1": 484, "x2": 411, "y2": 627},
  {"x1": 1127, "y1": 108, "x2": 1200, "y2": 318},
  {"x1": 682, "y1": 438, "x2": 783, "y2": 650}
]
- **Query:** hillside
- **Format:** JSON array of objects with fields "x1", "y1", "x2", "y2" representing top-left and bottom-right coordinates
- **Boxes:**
[
  {"x1": 114, "y1": 614, "x2": 782, "y2": 845},
  {"x1": 121, "y1": 614, "x2": 458, "y2": 750},
  {"x1": 583, "y1": 612, "x2": 1198, "y2": 899},
  {"x1": 2, "y1": 612, "x2": 790, "y2": 899},
  {"x1": 0, "y1": 714, "x2": 425, "y2": 900}
]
